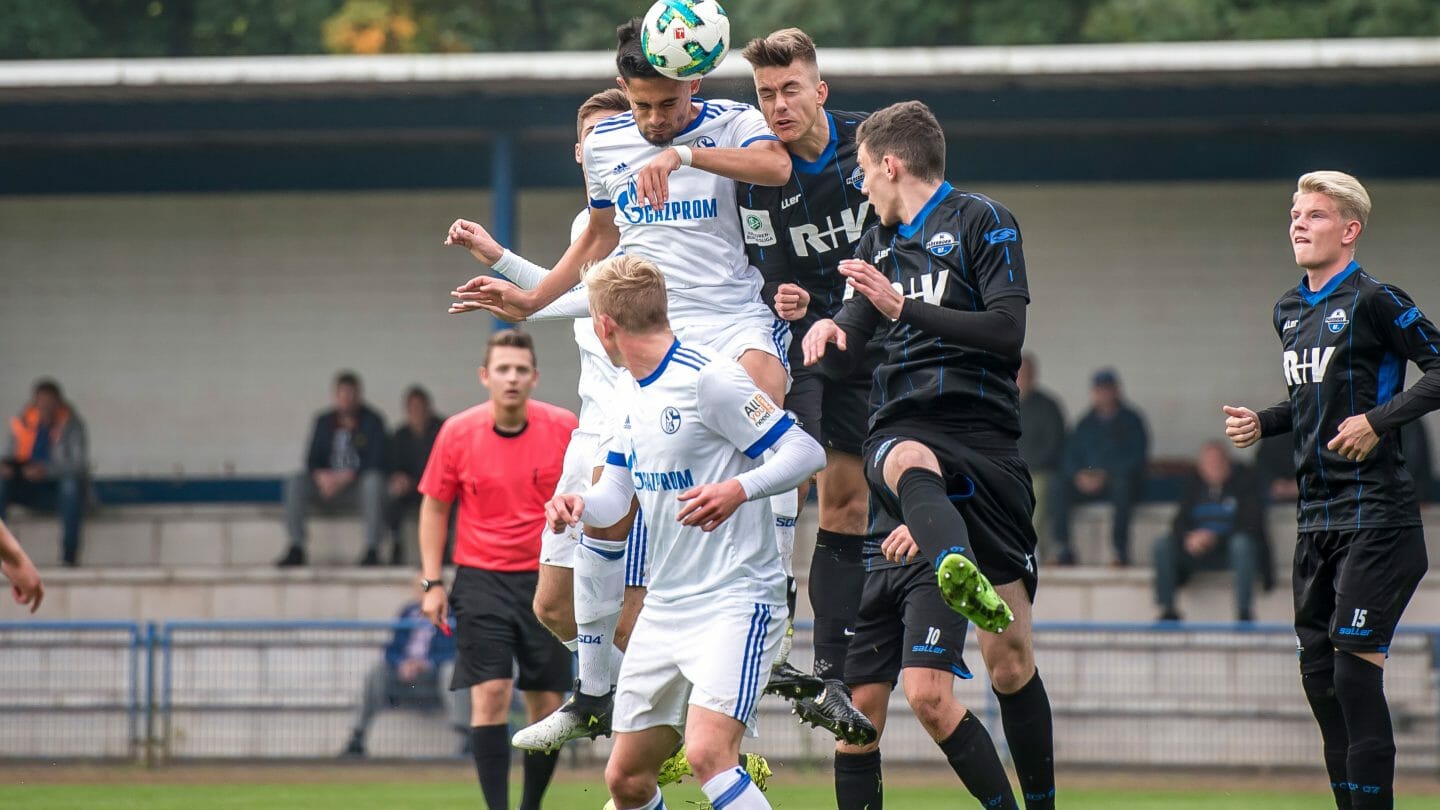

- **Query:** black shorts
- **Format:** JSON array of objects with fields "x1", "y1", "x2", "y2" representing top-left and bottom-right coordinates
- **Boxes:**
[
  {"x1": 1293, "y1": 527, "x2": 1428, "y2": 673},
  {"x1": 845, "y1": 561, "x2": 973, "y2": 687},
  {"x1": 784, "y1": 335, "x2": 873, "y2": 457},
  {"x1": 449, "y1": 566, "x2": 573, "y2": 692},
  {"x1": 862, "y1": 421, "x2": 1039, "y2": 600}
]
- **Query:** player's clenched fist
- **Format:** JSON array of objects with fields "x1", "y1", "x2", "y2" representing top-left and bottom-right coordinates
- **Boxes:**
[
  {"x1": 1222, "y1": 405, "x2": 1260, "y2": 449},
  {"x1": 802, "y1": 319, "x2": 848, "y2": 366},
  {"x1": 774, "y1": 283, "x2": 811, "y2": 322},
  {"x1": 545, "y1": 493, "x2": 586, "y2": 533}
]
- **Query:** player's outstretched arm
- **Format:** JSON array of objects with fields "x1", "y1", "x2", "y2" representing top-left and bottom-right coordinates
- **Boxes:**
[
  {"x1": 444, "y1": 218, "x2": 504, "y2": 266},
  {"x1": 0, "y1": 518, "x2": 43, "y2": 613},
  {"x1": 634, "y1": 140, "x2": 791, "y2": 211},
  {"x1": 452, "y1": 206, "x2": 619, "y2": 318}
]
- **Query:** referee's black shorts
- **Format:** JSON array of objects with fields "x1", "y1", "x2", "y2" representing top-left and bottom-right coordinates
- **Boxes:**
[
  {"x1": 862, "y1": 419, "x2": 1040, "y2": 600},
  {"x1": 448, "y1": 566, "x2": 572, "y2": 692}
]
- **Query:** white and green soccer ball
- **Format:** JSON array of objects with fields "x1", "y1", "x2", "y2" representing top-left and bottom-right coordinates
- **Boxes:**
[{"x1": 640, "y1": 0, "x2": 730, "y2": 80}]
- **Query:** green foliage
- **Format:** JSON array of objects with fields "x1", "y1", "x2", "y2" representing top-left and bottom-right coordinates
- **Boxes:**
[{"x1": 2, "y1": 0, "x2": 1439, "y2": 59}]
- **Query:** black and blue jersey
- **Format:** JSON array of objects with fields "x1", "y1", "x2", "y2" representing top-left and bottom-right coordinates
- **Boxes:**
[
  {"x1": 1258, "y1": 262, "x2": 1440, "y2": 532},
  {"x1": 829, "y1": 182, "x2": 1031, "y2": 448},
  {"x1": 737, "y1": 110, "x2": 874, "y2": 334}
]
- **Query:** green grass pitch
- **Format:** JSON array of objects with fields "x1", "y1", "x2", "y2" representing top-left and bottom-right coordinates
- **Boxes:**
[{"x1": 2, "y1": 781, "x2": 1436, "y2": 809}]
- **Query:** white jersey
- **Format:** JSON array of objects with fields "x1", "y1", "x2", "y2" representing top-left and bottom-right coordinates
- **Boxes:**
[
  {"x1": 568, "y1": 209, "x2": 625, "y2": 436},
  {"x1": 604, "y1": 340, "x2": 790, "y2": 609},
  {"x1": 585, "y1": 100, "x2": 779, "y2": 322}
]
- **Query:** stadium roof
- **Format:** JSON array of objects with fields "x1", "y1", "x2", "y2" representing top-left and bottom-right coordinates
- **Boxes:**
[
  {"x1": 2, "y1": 37, "x2": 1439, "y2": 100},
  {"x1": 2, "y1": 38, "x2": 1438, "y2": 192}
]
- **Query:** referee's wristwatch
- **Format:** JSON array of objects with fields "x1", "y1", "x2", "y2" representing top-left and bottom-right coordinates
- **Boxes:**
[{"x1": 419, "y1": 577, "x2": 444, "y2": 592}]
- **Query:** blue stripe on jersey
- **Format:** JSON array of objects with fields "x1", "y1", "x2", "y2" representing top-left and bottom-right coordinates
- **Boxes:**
[
  {"x1": 897, "y1": 181, "x2": 954, "y2": 239},
  {"x1": 792, "y1": 114, "x2": 838, "y2": 174},
  {"x1": 674, "y1": 347, "x2": 709, "y2": 366},
  {"x1": 672, "y1": 357, "x2": 705, "y2": 372},
  {"x1": 743, "y1": 414, "x2": 795, "y2": 458},
  {"x1": 740, "y1": 134, "x2": 780, "y2": 147},
  {"x1": 734, "y1": 604, "x2": 765, "y2": 721},
  {"x1": 590, "y1": 198, "x2": 614, "y2": 209},
  {"x1": 1381, "y1": 284, "x2": 1440, "y2": 355},
  {"x1": 637, "y1": 339, "x2": 681, "y2": 387},
  {"x1": 625, "y1": 508, "x2": 647, "y2": 587},
  {"x1": 580, "y1": 539, "x2": 626, "y2": 561},
  {"x1": 1298, "y1": 260, "x2": 1359, "y2": 306},
  {"x1": 676, "y1": 101, "x2": 711, "y2": 137},
  {"x1": 712, "y1": 770, "x2": 755, "y2": 810},
  {"x1": 606, "y1": 450, "x2": 629, "y2": 468}
]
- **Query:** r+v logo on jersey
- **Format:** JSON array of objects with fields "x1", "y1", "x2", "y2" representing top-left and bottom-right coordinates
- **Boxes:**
[
  {"x1": 1283, "y1": 347, "x2": 1336, "y2": 386},
  {"x1": 787, "y1": 202, "x2": 870, "y2": 257}
]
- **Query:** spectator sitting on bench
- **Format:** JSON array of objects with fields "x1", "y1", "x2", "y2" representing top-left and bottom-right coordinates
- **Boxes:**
[
  {"x1": 384, "y1": 385, "x2": 444, "y2": 566},
  {"x1": 342, "y1": 587, "x2": 470, "y2": 757},
  {"x1": 277, "y1": 371, "x2": 389, "y2": 567},
  {"x1": 1018, "y1": 352, "x2": 1067, "y2": 563},
  {"x1": 1051, "y1": 368, "x2": 1149, "y2": 566},
  {"x1": 1153, "y1": 441, "x2": 1266, "y2": 623},
  {"x1": 2, "y1": 379, "x2": 88, "y2": 567}
]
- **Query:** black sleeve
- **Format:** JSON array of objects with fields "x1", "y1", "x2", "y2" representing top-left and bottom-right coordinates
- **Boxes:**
[
  {"x1": 1258, "y1": 400, "x2": 1293, "y2": 438},
  {"x1": 1363, "y1": 283, "x2": 1440, "y2": 432},
  {"x1": 896, "y1": 295, "x2": 1026, "y2": 360},
  {"x1": 966, "y1": 198, "x2": 1030, "y2": 307}
]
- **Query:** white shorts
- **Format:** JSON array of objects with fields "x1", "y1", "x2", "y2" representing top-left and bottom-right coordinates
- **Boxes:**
[
  {"x1": 613, "y1": 600, "x2": 785, "y2": 734},
  {"x1": 672, "y1": 313, "x2": 788, "y2": 369},
  {"x1": 538, "y1": 429, "x2": 604, "y2": 569}
]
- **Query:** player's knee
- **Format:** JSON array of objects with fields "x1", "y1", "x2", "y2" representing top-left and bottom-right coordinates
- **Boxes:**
[
  {"x1": 836, "y1": 738, "x2": 881, "y2": 756},
  {"x1": 684, "y1": 740, "x2": 734, "y2": 783},
  {"x1": 882, "y1": 441, "x2": 939, "y2": 482},
  {"x1": 533, "y1": 595, "x2": 574, "y2": 639},
  {"x1": 905, "y1": 687, "x2": 955, "y2": 737},
  {"x1": 986, "y1": 654, "x2": 1034, "y2": 695},
  {"x1": 604, "y1": 758, "x2": 651, "y2": 806}
]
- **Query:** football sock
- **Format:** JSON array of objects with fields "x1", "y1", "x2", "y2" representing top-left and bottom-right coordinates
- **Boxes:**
[
  {"x1": 995, "y1": 670, "x2": 1056, "y2": 810},
  {"x1": 562, "y1": 638, "x2": 579, "y2": 653},
  {"x1": 1302, "y1": 666, "x2": 1353, "y2": 809},
  {"x1": 574, "y1": 533, "x2": 626, "y2": 697},
  {"x1": 810, "y1": 529, "x2": 866, "y2": 681},
  {"x1": 834, "y1": 749, "x2": 883, "y2": 810},
  {"x1": 895, "y1": 468, "x2": 977, "y2": 569},
  {"x1": 701, "y1": 766, "x2": 771, "y2": 809},
  {"x1": 1334, "y1": 653, "x2": 1394, "y2": 810},
  {"x1": 517, "y1": 749, "x2": 560, "y2": 810},
  {"x1": 938, "y1": 712, "x2": 1018, "y2": 810},
  {"x1": 770, "y1": 489, "x2": 798, "y2": 578},
  {"x1": 470, "y1": 724, "x2": 510, "y2": 810},
  {"x1": 787, "y1": 576, "x2": 798, "y2": 625},
  {"x1": 634, "y1": 789, "x2": 666, "y2": 810}
]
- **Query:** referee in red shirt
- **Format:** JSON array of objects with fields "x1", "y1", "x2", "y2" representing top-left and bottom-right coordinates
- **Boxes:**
[{"x1": 419, "y1": 330, "x2": 577, "y2": 810}]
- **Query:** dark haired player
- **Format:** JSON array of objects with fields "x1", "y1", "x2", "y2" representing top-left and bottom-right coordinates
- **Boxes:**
[
  {"x1": 453, "y1": 18, "x2": 819, "y2": 752},
  {"x1": 804, "y1": 101, "x2": 1056, "y2": 810},
  {"x1": 736, "y1": 26, "x2": 878, "y2": 746},
  {"x1": 1225, "y1": 170, "x2": 1437, "y2": 810}
]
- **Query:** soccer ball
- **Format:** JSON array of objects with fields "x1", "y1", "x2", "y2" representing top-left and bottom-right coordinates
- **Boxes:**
[{"x1": 640, "y1": 0, "x2": 729, "y2": 80}]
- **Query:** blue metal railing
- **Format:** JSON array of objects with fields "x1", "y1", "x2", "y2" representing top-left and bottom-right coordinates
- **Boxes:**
[{"x1": 2, "y1": 619, "x2": 1437, "y2": 768}]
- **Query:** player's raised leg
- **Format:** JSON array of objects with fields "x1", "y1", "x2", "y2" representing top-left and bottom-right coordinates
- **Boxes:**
[{"x1": 877, "y1": 440, "x2": 1012, "y2": 633}]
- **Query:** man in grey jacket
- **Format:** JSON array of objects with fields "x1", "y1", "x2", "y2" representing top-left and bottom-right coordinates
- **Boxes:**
[{"x1": 2, "y1": 380, "x2": 88, "y2": 566}]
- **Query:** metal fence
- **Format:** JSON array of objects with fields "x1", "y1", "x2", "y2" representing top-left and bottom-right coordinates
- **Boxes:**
[{"x1": 2, "y1": 620, "x2": 1437, "y2": 771}]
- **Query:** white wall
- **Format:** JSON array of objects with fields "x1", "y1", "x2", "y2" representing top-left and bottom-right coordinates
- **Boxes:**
[{"x1": 2, "y1": 181, "x2": 1437, "y2": 475}]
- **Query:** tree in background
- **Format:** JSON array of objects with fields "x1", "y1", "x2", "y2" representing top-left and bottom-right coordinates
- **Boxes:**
[{"x1": 3, "y1": 0, "x2": 1439, "y2": 59}]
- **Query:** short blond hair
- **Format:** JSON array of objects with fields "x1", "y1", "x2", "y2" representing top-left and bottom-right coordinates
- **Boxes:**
[
  {"x1": 1296, "y1": 171, "x2": 1371, "y2": 228},
  {"x1": 741, "y1": 28, "x2": 818, "y2": 70},
  {"x1": 585, "y1": 255, "x2": 668, "y2": 333}
]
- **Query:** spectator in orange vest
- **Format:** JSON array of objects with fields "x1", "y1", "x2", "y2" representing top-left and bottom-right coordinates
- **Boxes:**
[{"x1": 2, "y1": 379, "x2": 88, "y2": 567}]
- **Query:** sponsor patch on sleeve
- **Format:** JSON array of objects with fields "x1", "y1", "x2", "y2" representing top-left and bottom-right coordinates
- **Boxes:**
[
  {"x1": 739, "y1": 207, "x2": 777, "y2": 247},
  {"x1": 742, "y1": 392, "x2": 779, "y2": 428}
]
